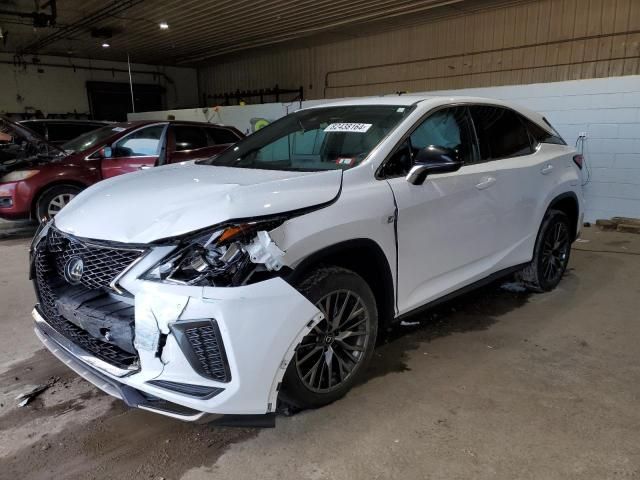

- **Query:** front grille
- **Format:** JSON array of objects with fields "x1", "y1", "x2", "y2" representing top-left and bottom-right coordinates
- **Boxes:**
[
  {"x1": 33, "y1": 230, "x2": 141, "y2": 370},
  {"x1": 48, "y1": 228, "x2": 143, "y2": 291},
  {"x1": 171, "y1": 321, "x2": 231, "y2": 382}
]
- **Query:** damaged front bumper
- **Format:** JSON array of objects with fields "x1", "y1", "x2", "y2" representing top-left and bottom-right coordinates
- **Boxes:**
[{"x1": 34, "y1": 277, "x2": 323, "y2": 422}]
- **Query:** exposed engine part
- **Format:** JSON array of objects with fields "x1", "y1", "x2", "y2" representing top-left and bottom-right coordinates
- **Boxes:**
[{"x1": 245, "y1": 231, "x2": 285, "y2": 271}]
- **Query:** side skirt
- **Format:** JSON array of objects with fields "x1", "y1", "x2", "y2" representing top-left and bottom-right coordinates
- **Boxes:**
[{"x1": 394, "y1": 263, "x2": 528, "y2": 322}]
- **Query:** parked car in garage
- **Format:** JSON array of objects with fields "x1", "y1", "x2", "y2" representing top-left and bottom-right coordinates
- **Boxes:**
[
  {"x1": 0, "y1": 116, "x2": 243, "y2": 221},
  {"x1": 30, "y1": 96, "x2": 583, "y2": 423},
  {"x1": 19, "y1": 119, "x2": 111, "y2": 146}
]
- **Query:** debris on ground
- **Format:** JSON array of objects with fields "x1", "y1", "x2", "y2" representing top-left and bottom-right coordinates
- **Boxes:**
[
  {"x1": 400, "y1": 320, "x2": 420, "y2": 327},
  {"x1": 15, "y1": 376, "x2": 61, "y2": 407},
  {"x1": 500, "y1": 282, "x2": 527, "y2": 293},
  {"x1": 16, "y1": 385, "x2": 49, "y2": 407}
]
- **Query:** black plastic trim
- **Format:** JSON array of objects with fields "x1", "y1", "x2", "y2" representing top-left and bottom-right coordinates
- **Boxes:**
[
  {"x1": 396, "y1": 263, "x2": 528, "y2": 322},
  {"x1": 147, "y1": 380, "x2": 225, "y2": 400},
  {"x1": 211, "y1": 413, "x2": 276, "y2": 428},
  {"x1": 286, "y1": 238, "x2": 396, "y2": 330},
  {"x1": 170, "y1": 319, "x2": 232, "y2": 383},
  {"x1": 547, "y1": 191, "x2": 581, "y2": 241}
]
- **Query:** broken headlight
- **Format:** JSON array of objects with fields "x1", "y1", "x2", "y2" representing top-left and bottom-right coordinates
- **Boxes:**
[{"x1": 142, "y1": 220, "x2": 285, "y2": 287}]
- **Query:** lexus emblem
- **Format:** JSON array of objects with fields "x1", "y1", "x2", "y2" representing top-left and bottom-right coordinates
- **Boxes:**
[{"x1": 64, "y1": 257, "x2": 84, "y2": 285}]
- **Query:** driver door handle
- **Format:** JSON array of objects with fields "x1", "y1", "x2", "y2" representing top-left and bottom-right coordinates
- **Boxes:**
[
  {"x1": 475, "y1": 176, "x2": 496, "y2": 190},
  {"x1": 541, "y1": 164, "x2": 554, "y2": 175}
]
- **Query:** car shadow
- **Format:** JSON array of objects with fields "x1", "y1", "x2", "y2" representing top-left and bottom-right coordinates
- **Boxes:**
[{"x1": 359, "y1": 276, "x2": 531, "y2": 385}]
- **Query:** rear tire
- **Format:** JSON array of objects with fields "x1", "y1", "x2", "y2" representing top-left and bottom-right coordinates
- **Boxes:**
[
  {"x1": 518, "y1": 209, "x2": 572, "y2": 292},
  {"x1": 35, "y1": 185, "x2": 81, "y2": 223},
  {"x1": 280, "y1": 266, "x2": 378, "y2": 409}
]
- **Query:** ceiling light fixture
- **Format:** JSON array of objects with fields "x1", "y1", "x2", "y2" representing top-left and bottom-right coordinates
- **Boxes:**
[
  {"x1": 159, "y1": 22, "x2": 169, "y2": 30},
  {"x1": 101, "y1": 42, "x2": 110, "y2": 48}
]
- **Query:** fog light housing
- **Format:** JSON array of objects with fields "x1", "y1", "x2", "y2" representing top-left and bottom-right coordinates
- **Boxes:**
[{"x1": 170, "y1": 319, "x2": 231, "y2": 382}]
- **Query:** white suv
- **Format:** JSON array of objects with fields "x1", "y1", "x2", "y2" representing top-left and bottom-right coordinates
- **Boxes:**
[{"x1": 31, "y1": 96, "x2": 584, "y2": 422}]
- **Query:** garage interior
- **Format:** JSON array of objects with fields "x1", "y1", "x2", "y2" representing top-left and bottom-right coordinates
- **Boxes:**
[{"x1": 1, "y1": 0, "x2": 640, "y2": 478}]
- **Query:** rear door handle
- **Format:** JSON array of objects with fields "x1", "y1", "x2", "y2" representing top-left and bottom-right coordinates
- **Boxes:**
[
  {"x1": 541, "y1": 164, "x2": 554, "y2": 175},
  {"x1": 475, "y1": 176, "x2": 496, "y2": 190}
]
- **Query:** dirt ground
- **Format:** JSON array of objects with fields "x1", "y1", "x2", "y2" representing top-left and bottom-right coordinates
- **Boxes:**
[{"x1": 0, "y1": 226, "x2": 639, "y2": 480}]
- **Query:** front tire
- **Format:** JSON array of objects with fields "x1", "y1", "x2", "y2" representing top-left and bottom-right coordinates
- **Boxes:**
[
  {"x1": 281, "y1": 266, "x2": 378, "y2": 409},
  {"x1": 35, "y1": 185, "x2": 81, "y2": 223},
  {"x1": 518, "y1": 209, "x2": 572, "y2": 292}
]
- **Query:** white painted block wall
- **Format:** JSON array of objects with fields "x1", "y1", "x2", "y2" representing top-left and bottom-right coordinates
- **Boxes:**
[{"x1": 424, "y1": 76, "x2": 640, "y2": 223}]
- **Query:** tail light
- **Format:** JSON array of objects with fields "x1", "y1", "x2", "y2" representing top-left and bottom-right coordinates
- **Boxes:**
[{"x1": 573, "y1": 154, "x2": 584, "y2": 169}]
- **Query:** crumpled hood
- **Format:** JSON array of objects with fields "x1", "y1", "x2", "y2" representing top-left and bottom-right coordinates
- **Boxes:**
[
  {"x1": 54, "y1": 163, "x2": 343, "y2": 243},
  {"x1": 0, "y1": 116, "x2": 65, "y2": 174}
]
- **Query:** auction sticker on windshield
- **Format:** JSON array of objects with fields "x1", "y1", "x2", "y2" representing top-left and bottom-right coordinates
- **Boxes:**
[{"x1": 324, "y1": 123, "x2": 372, "y2": 133}]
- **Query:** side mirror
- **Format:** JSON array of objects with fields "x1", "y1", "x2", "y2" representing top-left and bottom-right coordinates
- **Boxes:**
[
  {"x1": 406, "y1": 145, "x2": 463, "y2": 185},
  {"x1": 98, "y1": 146, "x2": 113, "y2": 159}
]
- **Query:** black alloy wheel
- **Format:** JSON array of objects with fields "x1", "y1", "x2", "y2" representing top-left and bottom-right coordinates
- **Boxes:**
[
  {"x1": 295, "y1": 289, "x2": 371, "y2": 393},
  {"x1": 519, "y1": 209, "x2": 572, "y2": 292},
  {"x1": 281, "y1": 267, "x2": 378, "y2": 409},
  {"x1": 540, "y1": 221, "x2": 570, "y2": 284}
]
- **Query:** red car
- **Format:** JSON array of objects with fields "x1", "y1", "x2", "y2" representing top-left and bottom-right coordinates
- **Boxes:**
[{"x1": 0, "y1": 117, "x2": 243, "y2": 222}]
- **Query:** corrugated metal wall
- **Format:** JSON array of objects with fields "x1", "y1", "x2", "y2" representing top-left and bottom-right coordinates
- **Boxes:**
[{"x1": 198, "y1": 0, "x2": 640, "y2": 102}]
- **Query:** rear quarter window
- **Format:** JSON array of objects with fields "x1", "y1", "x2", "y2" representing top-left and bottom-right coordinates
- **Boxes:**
[
  {"x1": 470, "y1": 106, "x2": 533, "y2": 160},
  {"x1": 207, "y1": 127, "x2": 241, "y2": 145},
  {"x1": 174, "y1": 126, "x2": 208, "y2": 151}
]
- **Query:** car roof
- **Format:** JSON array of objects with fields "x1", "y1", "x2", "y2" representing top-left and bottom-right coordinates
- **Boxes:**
[
  {"x1": 302, "y1": 94, "x2": 547, "y2": 128},
  {"x1": 311, "y1": 95, "x2": 434, "y2": 108},
  {"x1": 104, "y1": 120, "x2": 237, "y2": 129},
  {"x1": 20, "y1": 119, "x2": 110, "y2": 124}
]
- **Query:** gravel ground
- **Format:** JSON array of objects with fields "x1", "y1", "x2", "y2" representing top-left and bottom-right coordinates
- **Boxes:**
[{"x1": 0, "y1": 226, "x2": 639, "y2": 480}]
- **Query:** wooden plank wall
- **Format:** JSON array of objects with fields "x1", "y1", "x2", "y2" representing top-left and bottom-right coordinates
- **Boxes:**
[{"x1": 198, "y1": 0, "x2": 640, "y2": 101}]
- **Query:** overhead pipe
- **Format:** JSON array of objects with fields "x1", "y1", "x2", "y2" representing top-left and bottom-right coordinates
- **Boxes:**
[
  {"x1": 0, "y1": 59, "x2": 175, "y2": 85},
  {"x1": 21, "y1": 0, "x2": 144, "y2": 54}
]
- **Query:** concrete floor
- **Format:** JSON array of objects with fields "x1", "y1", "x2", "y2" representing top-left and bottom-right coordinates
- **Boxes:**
[{"x1": 0, "y1": 226, "x2": 639, "y2": 480}]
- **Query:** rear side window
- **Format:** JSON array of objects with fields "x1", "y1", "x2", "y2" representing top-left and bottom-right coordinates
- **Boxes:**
[
  {"x1": 470, "y1": 106, "x2": 533, "y2": 160},
  {"x1": 521, "y1": 117, "x2": 566, "y2": 146},
  {"x1": 174, "y1": 126, "x2": 208, "y2": 151},
  {"x1": 206, "y1": 127, "x2": 240, "y2": 145}
]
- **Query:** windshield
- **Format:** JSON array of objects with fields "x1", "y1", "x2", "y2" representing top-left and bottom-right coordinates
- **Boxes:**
[
  {"x1": 61, "y1": 125, "x2": 123, "y2": 153},
  {"x1": 201, "y1": 105, "x2": 414, "y2": 171}
]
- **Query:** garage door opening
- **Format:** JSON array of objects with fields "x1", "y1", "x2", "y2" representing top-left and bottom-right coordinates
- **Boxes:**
[{"x1": 86, "y1": 81, "x2": 165, "y2": 121}]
